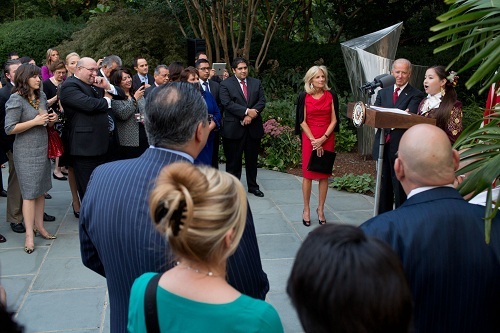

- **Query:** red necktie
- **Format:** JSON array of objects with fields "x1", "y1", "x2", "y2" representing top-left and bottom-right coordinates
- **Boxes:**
[
  {"x1": 240, "y1": 80, "x2": 248, "y2": 100},
  {"x1": 393, "y1": 87, "x2": 400, "y2": 105}
]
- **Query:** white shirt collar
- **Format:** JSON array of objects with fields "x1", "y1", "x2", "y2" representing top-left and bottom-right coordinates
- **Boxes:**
[
  {"x1": 395, "y1": 83, "x2": 408, "y2": 92},
  {"x1": 407, "y1": 184, "x2": 454, "y2": 199},
  {"x1": 149, "y1": 146, "x2": 194, "y2": 163}
]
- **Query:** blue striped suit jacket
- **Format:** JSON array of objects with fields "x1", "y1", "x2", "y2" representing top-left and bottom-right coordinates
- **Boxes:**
[
  {"x1": 360, "y1": 186, "x2": 500, "y2": 333},
  {"x1": 80, "y1": 147, "x2": 269, "y2": 333}
]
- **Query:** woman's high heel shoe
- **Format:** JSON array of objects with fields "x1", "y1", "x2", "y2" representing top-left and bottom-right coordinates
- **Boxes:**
[
  {"x1": 302, "y1": 210, "x2": 311, "y2": 227},
  {"x1": 34, "y1": 228, "x2": 57, "y2": 240},
  {"x1": 316, "y1": 208, "x2": 327, "y2": 225},
  {"x1": 72, "y1": 202, "x2": 80, "y2": 219}
]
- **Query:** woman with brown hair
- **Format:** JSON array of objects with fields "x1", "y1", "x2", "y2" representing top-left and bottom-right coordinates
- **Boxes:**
[
  {"x1": 43, "y1": 59, "x2": 67, "y2": 180},
  {"x1": 109, "y1": 67, "x2": 148, "y2": 159},
  {"x1": 5, "y1": 64, "x2": 59, "y2": 253}
]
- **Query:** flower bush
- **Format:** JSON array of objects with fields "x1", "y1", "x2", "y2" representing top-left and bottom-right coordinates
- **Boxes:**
[{"x1": 259, "y1": 118, "x2": 301, "y2": 171}]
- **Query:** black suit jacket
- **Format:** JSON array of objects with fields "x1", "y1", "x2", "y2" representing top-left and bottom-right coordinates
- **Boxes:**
[
  {"x1": 361, "y1": 187, "x2": 500, "y2": 333},
  {"x1": 80, "y1": 148, "x2": 270, "y2": 332},
  {"x1": 132, "y1": 73, "x2": 154, "y2": 91},
  {"x1": 0, "y1": 83, "x2": 15, "y2": 153},
  {"x1": 219, "y1": 75, "x2": 266, "y2": 140},
  {"x1": 201, "y1": 79, "x2": 221, "y2": 110},
  {"x1": 372, "y1": 84, "x2": 425, "y2": 159},
  {"x1": 60, "y1": 76, "x2": 111, "y2": 156}
]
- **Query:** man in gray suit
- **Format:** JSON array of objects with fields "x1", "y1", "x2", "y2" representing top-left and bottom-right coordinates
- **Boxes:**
[{"x1": 80, "y1": 82, "x2": 269, "y2": 333}]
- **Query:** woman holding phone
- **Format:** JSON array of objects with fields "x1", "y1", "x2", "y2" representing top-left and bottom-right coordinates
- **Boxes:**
[{"x1": 5, "y1": 64, "x2": 59, "y2": 253}]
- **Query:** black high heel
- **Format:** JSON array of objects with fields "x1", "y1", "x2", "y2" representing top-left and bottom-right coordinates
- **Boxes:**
[
  {"x1": 302, "y1": 210, "x2": 311, "y2": 227},
  {"x1": 72, "y1": 202, "x2": 80, "y2": 218},
  {"x1": 317, "y1": 208, "x2": 326, "y2": 225}
]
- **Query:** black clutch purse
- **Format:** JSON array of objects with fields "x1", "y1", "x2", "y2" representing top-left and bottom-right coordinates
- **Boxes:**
[{"x1": 307, "y1": 150, "x2": 336, "y2": 174}]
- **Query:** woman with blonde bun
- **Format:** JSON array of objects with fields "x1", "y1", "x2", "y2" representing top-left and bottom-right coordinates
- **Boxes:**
[{"x1": 128, "y1": 162, "x2": 283, "y2": 332}]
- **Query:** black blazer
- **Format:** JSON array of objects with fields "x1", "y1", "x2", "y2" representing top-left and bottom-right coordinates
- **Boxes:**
[
  {"x1": 372, "y1": 84, "x2": 425, "y2": 159},
  {"x1": 201, "y1": 79, "x2": 221, "y2": 110},
  {"x1": 60, "y1": 76, "x2": 111, "y2": 156},
  {"x1": 0, "y1": 83, "x2": 15, "y2": 153},
  {"x1": 132, "y1": 73, "x2": 154, "y2": 91},
  {"x1": 361, "y1": 186, "x2": 500, "y2": 333},
  {"x1": 219, "y1": 75, "x2": 266, "y2": 140}
]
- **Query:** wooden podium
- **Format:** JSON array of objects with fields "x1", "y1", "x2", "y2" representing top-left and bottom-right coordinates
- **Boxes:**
[
  {"x1": 347, "y1": 102, "x2": 436, "y2": 129},
  {"x1": 347, "y1": 102, "x2": 436, "y2": 216}
]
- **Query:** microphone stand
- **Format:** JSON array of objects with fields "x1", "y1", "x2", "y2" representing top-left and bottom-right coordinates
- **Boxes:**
[{"x1": 359, "y1": 87, "x2": 383, "y2": 216}]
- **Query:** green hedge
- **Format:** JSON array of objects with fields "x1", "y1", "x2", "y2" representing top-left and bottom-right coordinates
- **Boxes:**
[{"x1": 0, "y1": 17, "x2": 84, "y2": 64}]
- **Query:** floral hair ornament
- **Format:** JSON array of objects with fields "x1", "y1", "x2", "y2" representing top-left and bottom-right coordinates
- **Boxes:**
[{"x1": 446, "y1": 71, "x2": 459, "y2": 87}]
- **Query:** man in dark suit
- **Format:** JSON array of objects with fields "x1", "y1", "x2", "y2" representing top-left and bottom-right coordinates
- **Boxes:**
[
  {"x1": 97, "y1": 55, "x2": 122, "y2": 82},
  {"x1": 196, "y1": 58, "x2": 221, "y2": 169},
  {"x1": 144, "y1": 64, "x2": 169, "y2": 97},
  {"x1": 0, "y1": 60, "x2": 22, "y2": 237},
  {"x1": 372, "y1": 58, "x2": 425, "y2": 213},
  {"x1": 80, "y1": 82, "x2": 269, "y2": 333},
  {"x1": 60, "y1": 57, "x2": 123, "y2": 199},
  {"x1": 131, "y1": 56, "x2": 154, "y2": 91},
  {"x1": 361, "y1": 124, "x2": 500, "y2": 333},
  {"x1": 220, "y1": 57, "x2": 266, "y2": 197}
]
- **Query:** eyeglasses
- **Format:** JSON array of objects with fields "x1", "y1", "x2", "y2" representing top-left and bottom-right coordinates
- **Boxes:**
[
  {"x1": 79, "y1": 66, "x2": 98, "y2": 73},
  {"x1": 198, "y1": 67, "x2": 211, "y2": 71}
]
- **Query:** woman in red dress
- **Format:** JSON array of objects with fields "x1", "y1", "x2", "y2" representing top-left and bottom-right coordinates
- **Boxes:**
[{"x1": 296, "y1": 66, "x2": 338, "y2": 226}]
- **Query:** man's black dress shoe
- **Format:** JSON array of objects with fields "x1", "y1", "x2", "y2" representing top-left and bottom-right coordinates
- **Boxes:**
[
  {"x1": 43, "y1": 213, "x2": 56, "y2": 222},
  {"x1": 249, "y1": 189, "x2": 264, "y2": 197},
  {"x1": 10, "y1": 223, "x2": 26, "y2": 233},
  {"x1": 0, "y1": 189, "x2": 7, "y2": 197}
]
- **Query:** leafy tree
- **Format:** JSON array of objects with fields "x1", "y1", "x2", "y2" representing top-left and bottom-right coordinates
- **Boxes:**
[
  {"x1": 431, "y1": 0, "x2": 500, "y2": 243},
  {"x1": 57, "y1": 8, "x2": 185, "y2": 69},
  {"x1": 165, "y1": 0, "x2": 295, "y2": 72}
]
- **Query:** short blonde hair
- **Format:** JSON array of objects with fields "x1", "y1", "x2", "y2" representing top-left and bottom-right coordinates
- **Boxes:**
[
  {"x1": 149, "y1": 162, "x2": 247, "y2": 266},
  {"x1": 65, "y1": 52, "x2": 80, "y2": 62},
  {"x1": 304, "y1": 65, "x2": 330, "y2": 94}
]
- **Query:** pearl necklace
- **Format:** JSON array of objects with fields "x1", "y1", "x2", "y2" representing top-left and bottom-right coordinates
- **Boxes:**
[{"x1": 176, "y1": 261, "x2": 215, "y2": 277}]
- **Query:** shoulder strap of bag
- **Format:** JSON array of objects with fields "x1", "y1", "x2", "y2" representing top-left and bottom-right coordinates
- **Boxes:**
[{"x1": 144, "y1": 273, "x2": 162, "y2": 333}]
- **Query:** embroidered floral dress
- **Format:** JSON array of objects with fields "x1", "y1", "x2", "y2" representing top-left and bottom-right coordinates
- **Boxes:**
[{"x1": 417, "y1": 93, "x2": 463, "y2": 143}]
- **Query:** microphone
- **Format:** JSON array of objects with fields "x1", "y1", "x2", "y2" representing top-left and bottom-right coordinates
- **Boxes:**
[{"x1": 359, "y1": 74, "x2": 396, "y2": 94}]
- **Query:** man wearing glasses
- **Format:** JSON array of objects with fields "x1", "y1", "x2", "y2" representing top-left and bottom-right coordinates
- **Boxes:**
[{"x1": 60, "y1": 57, "x2": 124, "y2": 199}]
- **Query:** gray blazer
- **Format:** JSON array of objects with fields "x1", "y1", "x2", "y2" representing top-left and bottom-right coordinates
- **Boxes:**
[{"x1": 111, "y1": 97, "x2": 145, "y2": 147}]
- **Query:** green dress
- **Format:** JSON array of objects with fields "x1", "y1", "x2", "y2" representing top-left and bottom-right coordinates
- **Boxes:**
[{"x1": 128, "y1": 272, "x2": 284, "y2": 333}]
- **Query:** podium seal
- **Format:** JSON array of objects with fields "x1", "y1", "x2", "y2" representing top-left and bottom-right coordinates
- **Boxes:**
[{"x1": 352, "y1": 101, "x2": 366, "y2": 127}]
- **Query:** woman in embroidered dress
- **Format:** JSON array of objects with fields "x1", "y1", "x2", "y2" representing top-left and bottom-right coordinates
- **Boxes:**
[
  {"x1": 128, "y1": 163, "x2": 283, "y2": 332},
  {"x1": 295, "y1": 66, "x2": 338, "y2": 227},
  {"x1": 418, "y1": 66, "x2": 462, "y2": 143},
  {"x1": 4, "y1": 64, "x2": 58, "y2": 253}
]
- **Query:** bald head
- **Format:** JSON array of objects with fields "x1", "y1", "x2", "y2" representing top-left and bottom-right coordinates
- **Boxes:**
[
  {"x1": 395, "y1": 124, "x2": 459, "y2": 192},
  {"x1": 75, "y1": 57, "x2": 98, "y2": 84}
]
